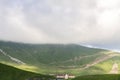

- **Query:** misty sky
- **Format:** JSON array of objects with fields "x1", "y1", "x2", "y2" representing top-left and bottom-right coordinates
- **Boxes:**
[{"x1": 0, "y1": 0, "x2": 120, "y2": 49}]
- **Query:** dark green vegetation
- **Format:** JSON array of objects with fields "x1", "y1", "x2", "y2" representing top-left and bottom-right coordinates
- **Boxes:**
[
  {"x1": 0, "y1": 63, "x2": 54, "y2": 80},
  {"x1": 73, "y1": 74, "x2": 120, "y2": 80},
  {"x1": 0, "y1": 41, "x2": 120, "y2": 76}
]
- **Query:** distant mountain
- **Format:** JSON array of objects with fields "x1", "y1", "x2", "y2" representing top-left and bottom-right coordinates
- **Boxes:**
[
  {"x1": 0, "y1": 41, "x2": 119, "y2": 76},
  {"x1": 0, "y1": 63, "x2": 54, "y2": 80}
]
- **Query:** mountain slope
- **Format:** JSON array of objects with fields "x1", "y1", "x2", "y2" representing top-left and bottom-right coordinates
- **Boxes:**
[
  {"x1": 0, "y1": 63, "x2": 54, "y2": 80},
  {"x1": 73, "y1": 74, "x2": 120, "y2": 80},
  {"x1": 0, "y1": 41, "x2": 119, "y2": 75},
  {"x1": 0, "y1": 41, "x2": 106, "y2": 65}
]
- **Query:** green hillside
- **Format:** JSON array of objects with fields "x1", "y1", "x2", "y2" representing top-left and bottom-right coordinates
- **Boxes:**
[
  {"x1": 0, "y1": 63, "x2": 54, "y2": 80},
  {"x1": 0, "y1": 41, "x2": 119, "y2": 76},
  {"x1": 0, "y1": 41, "x2": 106, "y2": 65},
  {"x1": 73, "y1": 74, "x2": 120, "y2": 80}
]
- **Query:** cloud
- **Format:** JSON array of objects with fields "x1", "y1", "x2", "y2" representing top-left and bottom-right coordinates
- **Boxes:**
[{"x1": 0, "y1": 0, "x2": 120, "y2": 48}]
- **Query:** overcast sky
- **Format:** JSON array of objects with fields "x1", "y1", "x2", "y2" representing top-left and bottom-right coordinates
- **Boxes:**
[{"x1": 0, "y1": 0, "x2": 120, "y2": 49}]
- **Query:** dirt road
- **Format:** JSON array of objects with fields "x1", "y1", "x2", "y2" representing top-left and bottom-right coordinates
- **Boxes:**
[{"x1": 110, "y1": 63, "x2": 118, "y2": 74}]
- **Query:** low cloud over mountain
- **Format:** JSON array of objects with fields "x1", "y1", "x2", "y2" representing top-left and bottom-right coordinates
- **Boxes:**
[{"x1": 0, "y1": 0, "x2": 120, "y2": 48}]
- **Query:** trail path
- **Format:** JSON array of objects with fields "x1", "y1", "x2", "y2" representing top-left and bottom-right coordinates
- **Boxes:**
[
  {"x1": 110, "y1": 63, "x2": 118, "y2": 74},
  {"x1": 82, "y1": 54, "x2": 118, "y2": 69},
  {"x1": 0, "y1": 49, "x2": 25, "y2": 64}
]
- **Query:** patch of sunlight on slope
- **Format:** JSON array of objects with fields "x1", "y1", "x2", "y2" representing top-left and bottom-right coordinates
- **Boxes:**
[
  {"x1": 95, "y1": 60, "x2": 113, "y2": 73},
  {"x1": 0, "y1": 61, "x2": 39, "y2": 73},
  {"x1": 101, "y1": 51, "x2": 117, "y2": 55},
  {"x1": 15, "y1": 65, "x2": 38, "y2": 72}
]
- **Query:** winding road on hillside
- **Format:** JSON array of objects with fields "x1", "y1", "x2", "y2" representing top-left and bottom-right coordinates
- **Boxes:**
[
  {"x1": 110, "y1": 63, "x2": 118, "y2": 74},
  {"x1": 82, "y1": 53, "x2": 119, "y2": 69}
]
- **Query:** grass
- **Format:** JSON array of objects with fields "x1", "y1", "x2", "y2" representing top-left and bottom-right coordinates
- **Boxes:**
[
  {"x1": 73, "y1": 74, "x2": 120, "y2": 80},
  {"x1": 0, "y1": 63, "x2": 54, "y2": 80}
]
